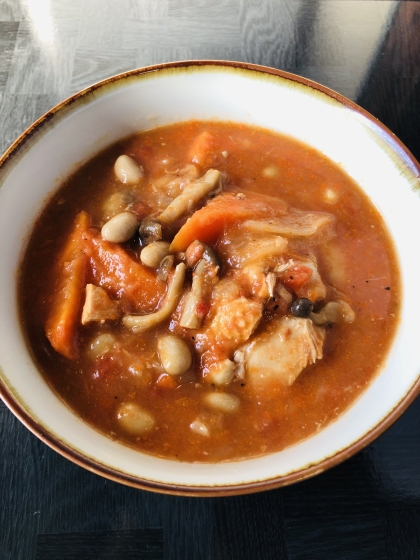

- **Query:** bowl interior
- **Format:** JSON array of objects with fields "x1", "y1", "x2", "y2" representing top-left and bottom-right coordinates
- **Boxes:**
[{"x1": 1, "y1": 63, "x2": 419, "y2": 494}]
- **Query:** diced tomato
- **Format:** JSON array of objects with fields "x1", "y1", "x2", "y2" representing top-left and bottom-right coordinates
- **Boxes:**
[
  {"x1": 283, "y1": 265, "x2": 313, "y2": 292},
  {"x1": 195, "y1": 301, "x2": 210, "y2": 317}
]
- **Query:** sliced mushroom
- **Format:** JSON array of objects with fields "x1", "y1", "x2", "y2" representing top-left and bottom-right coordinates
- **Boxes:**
[
  {"x1": 157, "y1": 254, "x2": 174, "y2": 282},
  {"x1": 310, "y1": 300, "x2": 355, "y2": 325},
  {"x1": 122, "y1": 263, "x2": 186, "y2": 333},
  {"x1": 179, "y1": 258, "x2": 218, "y2": 329},
  {"x1": 157, "y1": 169, "x2": 223, "y2": 224},
  {"x1": 139, "y1": 217, "x2": 163, "y2": 245}
]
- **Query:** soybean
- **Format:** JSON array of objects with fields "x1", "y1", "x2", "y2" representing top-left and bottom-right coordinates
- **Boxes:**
[
  {"x1": 140, "y1": 241, "x2": 171, "y2": 268},
  {"x1": 204, "y1": 392, "x2": 240, "y2": 413},
  {"x1": 114, "y1": 155, "x2": 144, "y2": 184},
  {"x1": 117, "y1": 402, "x2": 155, "y2": 435},
  {"x1": 157, "y1": 334, "x2": 192, "y2": 376},
  {"x1": 101, "y1": 211, "x2": 138, "y2": 243}
]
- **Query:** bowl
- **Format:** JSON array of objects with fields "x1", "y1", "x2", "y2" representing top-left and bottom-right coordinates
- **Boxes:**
[{"x1": 1, "y1": 61, "x2": 420, "y2": 496}]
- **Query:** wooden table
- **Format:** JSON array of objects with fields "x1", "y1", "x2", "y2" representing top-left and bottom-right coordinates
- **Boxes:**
[{"x1": 1, "y1": 1, "x2": 419, "y2": 558}]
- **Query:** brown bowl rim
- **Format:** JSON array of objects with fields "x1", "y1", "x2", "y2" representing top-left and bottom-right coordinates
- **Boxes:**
[{"x1": 1, "y1": 59, "x2": 420, "y2": 497}]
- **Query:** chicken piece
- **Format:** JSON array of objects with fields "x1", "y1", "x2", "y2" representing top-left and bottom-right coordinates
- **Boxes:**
[
  {"x1": 209, "y1": 296, "x2": 262, "y2": 345},
  {"x1": 236, "y1": 316, "x2": 325, "y2": 387},
  {"x1": 219, "y1": 233, "x2": 288, "y2": 269},
  {"x1": 242, "y1": 210, "x2": 336, "y2": 245},
  {"x1": 218, "y1": 233, "x2": 289, "y2": 299},
  {"x1": 81, "y1": 284, "x2": 120, "y2": 325}
]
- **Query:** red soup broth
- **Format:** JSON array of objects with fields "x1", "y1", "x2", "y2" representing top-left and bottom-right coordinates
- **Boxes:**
[{"x1": 19, "y1": 121, "x2": 400, "y2": 462}]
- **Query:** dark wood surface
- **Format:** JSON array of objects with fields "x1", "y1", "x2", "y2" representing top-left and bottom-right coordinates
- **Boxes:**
[{"x1": 1, "y1": 1, "x2": 420, "y2": 559}]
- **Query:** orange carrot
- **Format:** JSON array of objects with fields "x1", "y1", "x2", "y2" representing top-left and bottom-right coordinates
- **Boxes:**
[
  {"x1": 188, "y1": 130, "x2": 217, "y2": 165},
  {"x1": 45, "y1": 212, "x2": 91, "y2": 359},
  {"x1": 170, "y1": 191, "x2": 288, "y2": 252},
  {"x1": 88, "y1": 234, "x2": 166, "y2": 312}
]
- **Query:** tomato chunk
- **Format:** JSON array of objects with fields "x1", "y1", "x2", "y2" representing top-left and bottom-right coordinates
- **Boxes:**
[{"x1": 283, "y1": 265, "x2": 313, "y2": 292}]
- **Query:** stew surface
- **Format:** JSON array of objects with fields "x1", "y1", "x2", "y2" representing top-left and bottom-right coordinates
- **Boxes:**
[{"x1": 19, "y1": 121, "x2": 400, "y2": 462}]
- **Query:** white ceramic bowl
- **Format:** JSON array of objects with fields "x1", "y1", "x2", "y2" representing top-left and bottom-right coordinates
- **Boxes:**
[{"x1": 1, "y1": 61, "x2": 419, "y2": 496}]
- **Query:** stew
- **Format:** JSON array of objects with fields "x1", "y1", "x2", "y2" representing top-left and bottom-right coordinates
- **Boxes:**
[{"x1": 19, "y1": 121, "x2": 400, "y2": 462}]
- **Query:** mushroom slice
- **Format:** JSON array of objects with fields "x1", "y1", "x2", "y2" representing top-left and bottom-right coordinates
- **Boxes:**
[
  {"x1": 179, "y1": 258, "x2": 218, "y2": 329},
  {"x1": 122, "y1": 263, "x2": 186, "y2": 333},
  {"x1": 157, "y1": 169, "x2": 223, "y2": 224},
  {"x1": 310, "y1": 300, "x2": 355, "y2": 325},
  {"x1": 81, "y1": 284, "x2": 120, "y2": 325}
]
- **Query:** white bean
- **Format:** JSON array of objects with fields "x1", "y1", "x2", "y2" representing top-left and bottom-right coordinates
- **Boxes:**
[
  {"x1": 114, "y1": 155, "x2": 144, "y2": 184},
  {"x1": 101, "y1": 211, "x2": 138, "y2": 243},
  {"x1": 140, "y1": 241, "x2": 171, "y2": 268},
  {"x1": 157, "y1": 334, "x2": 192, "y2": 376},
  {"x1": 117, "y1": 402, "x2": 155, "y2": 435},
  {"x1": 204, "y1": 392, "x2": 240, "y2": 413},
  {"x1": 88, "y1": 333, "x2": 116, "y2": 359}
]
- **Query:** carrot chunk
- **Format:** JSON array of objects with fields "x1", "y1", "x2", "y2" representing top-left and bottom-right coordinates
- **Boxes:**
[
  {"x1": 45, "y1": 212, "x2": 91, "y2": 359},
  {"x1": 188, "y1": 131, "x2": 217, "y2": 165},
  {"x1": 88, "y1": 234, "x2": 166, "y2": 312},
  {"x1": 170, "y1": 191, "x2": 288, "y2": 252}
]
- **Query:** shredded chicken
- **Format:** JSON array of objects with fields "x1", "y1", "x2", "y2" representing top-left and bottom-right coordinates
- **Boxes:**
[
  {"x1": 208, "y1": 296, "x2": 262, "y2": 345},
  {"x1": 236, "y1": 316, "x2": 325, "y2": 387},
  {"x1": 242, "y1": 210, "x2": 335, "y2": 243},
  {"x1": 81, "y1": 284, "x2": 120, "y2": 325}
]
